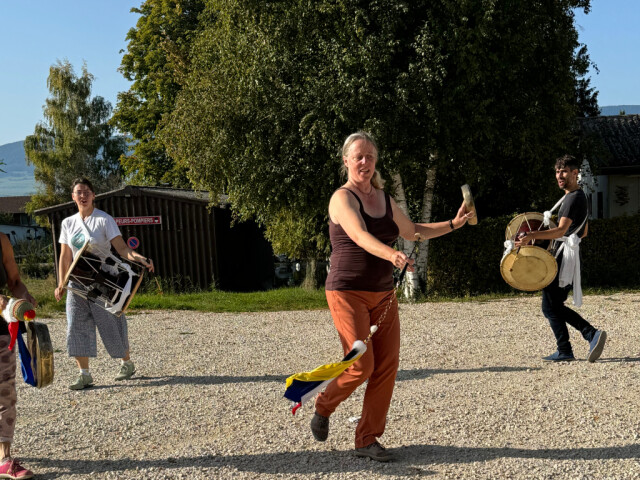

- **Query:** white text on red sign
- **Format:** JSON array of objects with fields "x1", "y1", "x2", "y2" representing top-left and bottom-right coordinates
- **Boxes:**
[{"x1": 115, "y1": 216, "x2": 162, "y2": 226}]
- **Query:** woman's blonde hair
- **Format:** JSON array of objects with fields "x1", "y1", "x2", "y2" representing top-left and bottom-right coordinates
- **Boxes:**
[{"x1": 340, "y1": 131, "x2": 385, "y2": 189}]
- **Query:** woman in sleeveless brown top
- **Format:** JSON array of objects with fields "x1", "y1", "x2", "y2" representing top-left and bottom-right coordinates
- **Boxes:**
[
  {"x1": 311, "y1": 132, "x2": 473, "y2": 462},
  {"x1": 0, "y1": 233, "x2": 36, "y2": 479}
]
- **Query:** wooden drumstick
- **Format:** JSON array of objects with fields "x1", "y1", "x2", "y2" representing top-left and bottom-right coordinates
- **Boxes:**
[{"x1": 461, "y1": 184, "x2": 478, "y2": 225}]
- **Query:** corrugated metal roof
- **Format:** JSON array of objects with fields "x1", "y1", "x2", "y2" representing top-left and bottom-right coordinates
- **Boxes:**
[
  {"x1": 35, "y1": 186, "x2": 228, "y2": 215},
  {"x1": 0, "y1": 196, "x2": 30, "y2": 214}
]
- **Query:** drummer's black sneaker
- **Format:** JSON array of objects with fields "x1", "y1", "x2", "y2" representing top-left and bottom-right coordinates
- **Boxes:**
[
  {"x1": 542, "y1": 351, "x2": 575, "y2": 362},
  {"x1": 587, "y1": 330, "x2": 607, "y2": 363}
]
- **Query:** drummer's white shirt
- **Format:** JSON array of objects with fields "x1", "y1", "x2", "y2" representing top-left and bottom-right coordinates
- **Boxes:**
[{"x1": 59, "y1": 209, "x2": 122, "y2": 260}]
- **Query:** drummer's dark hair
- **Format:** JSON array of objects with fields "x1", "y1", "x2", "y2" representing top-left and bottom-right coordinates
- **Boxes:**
[
  {"x1": 555, "y1": 154, "x2": 580, "y2": 171},
  {"x1": 71, "y1": 177, "x2": 95, "y2": 193}
]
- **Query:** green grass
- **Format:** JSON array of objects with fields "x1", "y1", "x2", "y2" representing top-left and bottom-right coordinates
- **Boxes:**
[
  {"x1": 21, "y1": 275, "x2": 329, "y2": 316},
  {"x1": 18, "y1": 275, "x2": 640, "y2": 317},
  {"x1": 130, "y1": 287, "x2": 328, "y2": 312},
  {"x1": 20, "y1": 275, "x2": 65, "y2": 317}
]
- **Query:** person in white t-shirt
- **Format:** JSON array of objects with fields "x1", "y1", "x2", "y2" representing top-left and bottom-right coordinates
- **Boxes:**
[{"x1": 54, "y1": 178, "x2": 154, "y2": 390}]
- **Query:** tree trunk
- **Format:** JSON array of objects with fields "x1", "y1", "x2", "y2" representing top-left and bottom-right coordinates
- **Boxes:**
[
  {"x1": 391, "y1": 164, "x2": 437, "y2": 299},
  {"x1": 416, "y1": 166, "x2": 437, "y2": 291},
  {"x1": 391, "y1": 172, "x2": 419, "y2": 299},
  {"x1": 302, "y1": 258, "x2": 326, "y2": 290}
]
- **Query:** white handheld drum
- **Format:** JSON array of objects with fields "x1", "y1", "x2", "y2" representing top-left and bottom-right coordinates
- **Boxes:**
[{"x1": 62, "y1": 242, "x2": 145, "y2": 316}]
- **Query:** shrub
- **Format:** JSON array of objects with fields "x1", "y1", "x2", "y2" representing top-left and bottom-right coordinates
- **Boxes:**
[
  {"x1": 426, "y1": 213, "x2": 640, "y2": 297},
  {"x1": 14, "y1": 238, "x2": 54, "y2": 279}
]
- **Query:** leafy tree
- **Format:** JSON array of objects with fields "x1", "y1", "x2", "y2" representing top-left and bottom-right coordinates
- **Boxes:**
[
  {"x1": 24, "y1": 60, "x2": 125, "y2": 220},
  {"x1": 574, "y1": 46, "x2": 600, "y2": 117},
  {"x1": 111, "y1": 0, "x2": 205, "y2": 187},
  {"x1": 163, "y1": 0, "x2": 597, "y2": 291}
]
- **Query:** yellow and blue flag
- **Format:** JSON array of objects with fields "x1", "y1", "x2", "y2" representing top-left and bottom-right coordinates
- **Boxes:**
[{"x1": 284, "y1": 340, "x2": 367, "y2": 415}]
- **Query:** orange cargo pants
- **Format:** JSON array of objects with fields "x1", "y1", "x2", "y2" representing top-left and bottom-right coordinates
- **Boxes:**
[{"x1": 315, "y1": 290, "x2": 400, "y2": 448}]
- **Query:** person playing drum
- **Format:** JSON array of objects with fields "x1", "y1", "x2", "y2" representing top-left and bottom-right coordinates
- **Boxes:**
[
  {"x1": 516, "y1": 155, "x2": 606, "y2": 362},
  {"x1": 0, "y1": 233, "x2": 36, "y2": 479},
  {"x1": 54, "y1": 178, "x2": 154, "y2": 390}
]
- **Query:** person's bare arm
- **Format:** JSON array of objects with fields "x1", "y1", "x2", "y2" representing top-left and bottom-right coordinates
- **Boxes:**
[
  {"x1": 516, "y1": 217, "x2": 573, "y2": 246},
  {"x1": 1, "y1": 233, "x2": 36, "y2": 308},
  {"x1": 390, "y1": 198, "x2": 472, "y2": 241},
  {"x1": 54, "y1": 243, "x2": 73, "y2": 301},
  {"x1": 111, "y1": 236, "x2": 155, "y2": 272}
]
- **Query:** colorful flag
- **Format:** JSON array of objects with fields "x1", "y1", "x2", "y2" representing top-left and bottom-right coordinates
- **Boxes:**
[
  {"x1": 284, "y1": 236, "x2": 422, "y2": 415},
  {"x1": 284, "y1": 340, "x2": 367, "y2": 415}
]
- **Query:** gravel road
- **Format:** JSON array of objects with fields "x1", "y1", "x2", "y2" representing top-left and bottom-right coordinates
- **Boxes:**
[{"x1": 13, "y1": 292, "x2": 640, "y2": 479}]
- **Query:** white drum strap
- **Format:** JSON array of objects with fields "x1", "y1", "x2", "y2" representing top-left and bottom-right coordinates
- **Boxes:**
[
  {"x1": 86, "y1": 242, "x2": 135, "y2": 315},
  {"x1": 543, "y1": 195, "x2": 565, "y2": 227},
  {"x1": 502, "y1": 240, "x2": 515, "y2": 262},
  {"x1": 549, "y1": 193, "x2": 588, "y2": 308},
  {"x1": 556, "y1": 234, "x2": 583, "y2": 307},
  {"x1": 76, "y1": 213, "x2": 94, "y2": 254}
]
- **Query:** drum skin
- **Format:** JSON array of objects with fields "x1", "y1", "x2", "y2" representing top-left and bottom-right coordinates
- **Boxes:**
[
  {"x1": 501, "y1": 212, "x2": 558, "y2": 291},
  {"x1": 501, "y1": 246, "x2": 558, "y2": 291}
]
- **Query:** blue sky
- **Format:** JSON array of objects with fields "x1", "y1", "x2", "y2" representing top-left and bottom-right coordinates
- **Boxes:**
[
  {"x1": 574, "y1": 0, "x2": 640, "y2": 107},
  {"x1": 0, "y1": 1, "x2": 639, "y2": 146},
  {"x1": 0, "y1": 1, "x2": 139, "y2": 146}
]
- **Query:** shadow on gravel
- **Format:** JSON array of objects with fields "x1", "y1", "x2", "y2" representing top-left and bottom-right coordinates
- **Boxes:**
[
  {"x1": 396, "y1": 365, "x2": 539, "y2": 380},
  {"x1": 598, "y1": 356, "x2": 640, "y2": 363},
  {"x1": 111, "y1": 365, "x2": 540, "y2": 388},
  {"x1": 24, "y1": 442, "x2": 640, "y2": 478},
  {"x1": 398, "y1": 443, "x2": 640, "y2": 463},
  {"x1": 24, "y1": 450, "x2": 436, "y2": 478}
]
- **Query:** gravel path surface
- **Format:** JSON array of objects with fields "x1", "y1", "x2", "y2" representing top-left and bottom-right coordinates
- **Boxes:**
[{"x1": 13, "y1": 292, "x2": 640, "y2": 479}]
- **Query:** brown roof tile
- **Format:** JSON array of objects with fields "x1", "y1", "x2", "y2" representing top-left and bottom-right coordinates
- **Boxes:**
[{"x1": 0, "y1": 196, "x2": 30, "y2": 214}]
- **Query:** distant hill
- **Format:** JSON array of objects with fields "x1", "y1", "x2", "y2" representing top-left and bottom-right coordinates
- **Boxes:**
[
  {"x1": 0, "y1": 140, "x2": 36, "y2": 196},
  {"x1": 599, "y1": 105, "x2": 640, "y2": 116}
]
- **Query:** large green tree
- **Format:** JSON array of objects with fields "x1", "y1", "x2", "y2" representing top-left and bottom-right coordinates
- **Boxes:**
[
  {"x1": 24, "y1": 60, "x2": 125, "y2": 217},
  {"x1": 163, "y1": 0, "x2": 597, "y2": 290},
  {"x1": 111, "y1": 0, "x2": 205, "y2": 187}
]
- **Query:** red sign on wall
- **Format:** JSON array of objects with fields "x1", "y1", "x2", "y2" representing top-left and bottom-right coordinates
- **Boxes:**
[{"x1": 115, "y1": 216, "x2": 162, "y2": 226}]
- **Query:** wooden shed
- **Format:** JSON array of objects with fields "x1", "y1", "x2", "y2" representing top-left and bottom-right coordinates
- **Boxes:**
[{"x1": 35, "y1": 186, "x2": 274, "y2": 292}]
